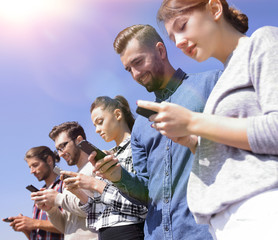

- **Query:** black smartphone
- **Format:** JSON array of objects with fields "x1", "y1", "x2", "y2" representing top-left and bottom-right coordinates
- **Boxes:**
[
  {"x1": 136, "y1": 106, "x2": 157, "y2": 118},
  {"x1": 53, "y1": 166, "x2": 71, "y2": 180},
  {"x1": 3, "y1": 217, "x2": 13, "y2": 222},
  {"x1": 77, "y1": 140, "x2": 107, "y2": 161},
  {"x1": 26, "y1": 184, "x2": 39, "y2": 192}
]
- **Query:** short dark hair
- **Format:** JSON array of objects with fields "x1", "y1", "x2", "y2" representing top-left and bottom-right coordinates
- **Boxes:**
[
  {"x1": 25, "y1": 146, "x2": 60, "y2": 166},
  {"x1": 113, "y1": 24, "x2": 165, "y2": 54},
  {"x1": 49, "y1": 121, "x2": 86, "y2": 141}
]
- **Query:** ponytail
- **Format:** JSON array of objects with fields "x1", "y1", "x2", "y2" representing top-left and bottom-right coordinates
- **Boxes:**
[
  {"x1": 90, "y1": 95, "x2": 135, "y2": 131},
  {"x1": 25, "y1": 146, "x2": 60, "y2": 166},
  {"x1": 114, "y1": 95, "x2": 135, "y2": 131},
  {"x1": 221, "y1": 1, "x2": 248, "y2": 34}
]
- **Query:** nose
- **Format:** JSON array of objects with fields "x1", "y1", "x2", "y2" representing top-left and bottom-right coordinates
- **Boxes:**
[
  {"x1": 30, "y1": 166, "x2": 35, "y2": 174},
  {"x1": 58, "y1": 150, "x2": 64, "y2": 158},
  {"x1": 95, "y1": 125, "x2": 101, "y2": 134},
  {"x1": 175, "y1": 35, "x2": 188, "y2": 50},
  {"x1": 131, "y1": 67, "x2": 141, "y2": 81}
]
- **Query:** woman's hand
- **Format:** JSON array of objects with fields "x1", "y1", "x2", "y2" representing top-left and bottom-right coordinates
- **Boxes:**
[
  {"x1": 89, "y1": 152, "x2": 122, "y2": 183},
  {"x1": 137, "y1": 100, "x2": 195, "y2": 138}
]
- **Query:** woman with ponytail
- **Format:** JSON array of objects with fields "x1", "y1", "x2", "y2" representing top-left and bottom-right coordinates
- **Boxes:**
[
  {"x1": 89, "y1": 95, "x2": 136, "y2": 173},
  {"x1": 135, "y1": 1, "x2": 278, "y2": 239},
  {"x1": 62, "y1": 95, "x2": 147, "y2": 240}
]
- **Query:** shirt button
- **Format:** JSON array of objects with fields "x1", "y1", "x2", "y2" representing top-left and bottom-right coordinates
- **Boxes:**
[
  {"x1": 164, "y1": 198, "x2": 169, "y2": 203},
  {"x1": 166, "y1": 146, "x2": 169, "y2": 150},
  {"x1": 165, "y1": 171, "x2": 169, "y2": 176},
  {"x1": 165, "y1": 226, "x2": 169, "y2": 231}
]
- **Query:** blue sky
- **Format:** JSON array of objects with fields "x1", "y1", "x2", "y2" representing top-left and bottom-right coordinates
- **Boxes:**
[{"x1": 0, "y1": 0, "x2": 277, "y2": 238}]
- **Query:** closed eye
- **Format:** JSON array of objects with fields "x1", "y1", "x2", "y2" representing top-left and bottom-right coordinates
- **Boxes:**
[{"x1": 180, "y1": 22, "x2": 186, "y2": 31}]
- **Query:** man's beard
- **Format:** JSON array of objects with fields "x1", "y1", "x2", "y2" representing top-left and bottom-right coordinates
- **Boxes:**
[
  {"x1": 145, "y1": 75, "x2": 164, "y2": 92},
  {"x1": 40, "y1": 163, "x2": 52, "y2": 181},
  {"x1": 144, "y1": 60, "x2": 165, "y2": 92},
  {"x1": 67, "y1": 145, "x2": 81, "y2": 166}
]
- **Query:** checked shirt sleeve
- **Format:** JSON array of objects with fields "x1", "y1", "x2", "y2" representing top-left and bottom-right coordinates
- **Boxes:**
[{"x1": 101, "y1": 184, "x2": 148, "y2": 218}]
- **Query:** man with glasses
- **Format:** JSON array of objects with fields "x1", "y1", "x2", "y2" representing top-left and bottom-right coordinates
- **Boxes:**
[{"x1": 31, "y1": 121, "x2": 99, "y2": 240}]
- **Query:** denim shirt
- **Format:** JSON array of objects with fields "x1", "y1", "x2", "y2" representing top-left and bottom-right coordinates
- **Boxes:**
[{"x1": 115, "y1": 68, "x2": 221, "y2": 240}]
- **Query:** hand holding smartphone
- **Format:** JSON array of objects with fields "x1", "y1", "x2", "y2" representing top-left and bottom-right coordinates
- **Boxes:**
[
  {"x1": 77, "y1": 140, "x2": 107, "y2": 161},
  {"x1": 26, "y1": 185, "x2": 39, "y2": 192}
]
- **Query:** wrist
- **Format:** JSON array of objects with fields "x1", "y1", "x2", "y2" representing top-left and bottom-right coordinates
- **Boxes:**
[
  {"x1": 91, "y1": 178, "x2": 107, "y2": 194},
  {"x1": 33, "y1": 219, "x2": 40, "y2": 229},
  {"x1": 189, "y1": 135, "x2": 198, "y2": 154},
  {"x1": 189, "y1": 111, "x2": 202, "y2": 136},
  {"x1": 96, "y1": 181, "x2": 107, "y2": 194}
]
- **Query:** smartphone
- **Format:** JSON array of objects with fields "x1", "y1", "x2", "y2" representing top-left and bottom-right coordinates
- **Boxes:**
[
  {"x1": 136, "y1": 106, "x2": 157, "y2": 118},
  {"x1": 77, "y1": 140, "x2": 107, "y2": 161},
  {"x1": 53, "y1": 166, "x2": 71, "y2": 180},
  {"x1": 3, "y1": 217, "x2": 13, "y2": 222},
  {"x1": 26, "y1": 184, "x2": 39, "y2": 192}
]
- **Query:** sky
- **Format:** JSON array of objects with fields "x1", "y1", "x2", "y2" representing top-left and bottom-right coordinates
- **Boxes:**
[{"x1": 0, "y1": 0, "x2": 277, "y2": 239}]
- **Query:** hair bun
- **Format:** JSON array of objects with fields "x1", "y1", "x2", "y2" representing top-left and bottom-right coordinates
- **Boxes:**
[
  {"x1": 228, "y1": 6, "x2": 249, "y2": 34},
  {"x1": 53, "y1": 150, "x2": 61, "y2": 163}
]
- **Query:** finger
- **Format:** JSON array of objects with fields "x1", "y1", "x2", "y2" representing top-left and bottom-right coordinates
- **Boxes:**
[
  {"x1": 63, "y1": 177, "x2": 78, "y2": 186},
  {"x1": 30, "y1": 191, "x2": 44, "y2": 197},
  {"x1": 31, "y1": 195, "x2": 45, "y2": 201},
  {"x1": 103, "y1": 149, "x2": 113, "y2": 155},
  {"x1": 88, "y1": 151, "x2": 97, "y2": 165},
  {"x1": 99, "y1": 156, "x2": 118, "y2": 173},
  {"x1": 100, "y1": 162, "x2": 122, "y2": 181},
  {"x1": 102, "y1": 159, "x2": 119, "y2": 173},
  {"x1": 61, "y1": 171, "x2": 77, "y2": 177},
  {"x1": 93, "y1": 154, "x2": 113, "y2": 171},
  {"x1": 137, "y1": 100, "x2": 161, "y2": 112}
]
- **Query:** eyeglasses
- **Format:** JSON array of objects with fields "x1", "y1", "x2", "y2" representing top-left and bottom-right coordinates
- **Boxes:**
[{"x1": 56, "y1": 139, "x2": 73, "y2": 153}]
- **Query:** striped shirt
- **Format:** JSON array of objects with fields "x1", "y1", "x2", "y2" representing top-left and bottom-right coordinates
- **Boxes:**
[{"x1": 30, "y1": 176, "x2": 64, "y2": 240}]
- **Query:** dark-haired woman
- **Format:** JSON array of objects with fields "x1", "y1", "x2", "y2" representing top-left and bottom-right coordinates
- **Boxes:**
[
  {"x1": 135, "y1": 0, "x2": 278, "y2": 239},
  {"x1": 62, "y1": 95, "x2": 147, "y2": 240}
]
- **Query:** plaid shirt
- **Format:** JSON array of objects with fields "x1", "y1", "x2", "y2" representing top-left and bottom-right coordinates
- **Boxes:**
[
  {"x1": 30, "y1": 176, "x2": 64, "y2": 240},
  {"x1": 81, "y1": 137, "x2": 147, "y2": 231}
]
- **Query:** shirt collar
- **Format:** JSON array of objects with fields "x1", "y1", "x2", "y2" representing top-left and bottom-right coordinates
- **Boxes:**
[
  {"x1": 154, "y1": 68, "x2": 186, "y2": 101},
  {"x1": 110, "y1": 136, "x2": 131, "y2": 154},
  {"x1": 43, "y1": 175, "x2": 61, "y2": 189}
]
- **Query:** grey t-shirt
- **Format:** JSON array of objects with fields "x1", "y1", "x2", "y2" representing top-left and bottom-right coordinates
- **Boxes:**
[{"x1": 188, "y1": 26, "x2": 278, "y2": 224}]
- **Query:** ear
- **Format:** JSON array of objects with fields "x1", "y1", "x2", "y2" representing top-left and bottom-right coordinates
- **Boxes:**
[
  {"x1": 46, "y1": 155, "x2": 54, "y2": 168},
  {"x1": 76, "y1": 135, "x2": 84, "y2": 144},
  {"x1": 208, "y1": 0, "x2": 223, "y2": 21},
  {"x1": 114, "y1": 109, "x2": 122, "y2": 121},
  {"x1": 155, "y1": 42, "x2": 167, "y2": 59}
]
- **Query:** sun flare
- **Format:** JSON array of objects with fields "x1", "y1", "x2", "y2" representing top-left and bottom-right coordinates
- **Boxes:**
[{"x1": 0, "y1": 0, "x2": 77, "y2": 25}]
